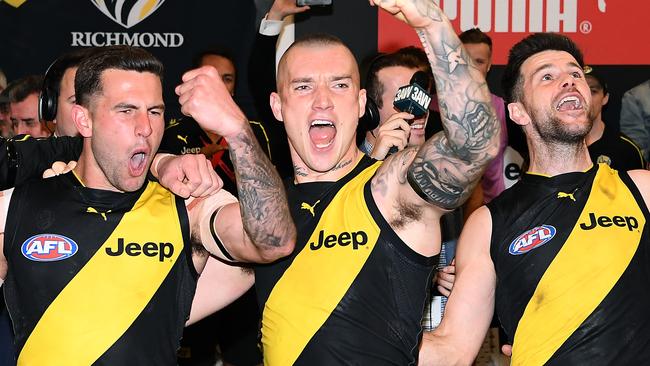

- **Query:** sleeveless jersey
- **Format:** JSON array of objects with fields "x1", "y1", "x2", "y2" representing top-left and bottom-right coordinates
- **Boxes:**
[
  {"x1": 488, "y1": 164, "x2": 650, "y2": 365},
  {"x1": 3, "y1": 173, "x2": 196, "y2": 366},
  {"x1": 255, "y1": 155, "x2": 437, "y2": 365}
]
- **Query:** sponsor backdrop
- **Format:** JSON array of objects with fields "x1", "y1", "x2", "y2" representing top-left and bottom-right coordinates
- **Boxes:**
[
  {"x1": 295, "y1": 0, "x2": 650, "y2": 131},
  {"x1": 0, "y1": 0, "x2": 259, "y2": 119},
  {"x1": 1, "y1": 1, "x2": 648, "y2": 129}
]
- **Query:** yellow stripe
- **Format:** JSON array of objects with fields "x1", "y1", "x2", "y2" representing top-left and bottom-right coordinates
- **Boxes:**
[
  {"x1": 262, "y1": 161, "x2": 381, "y2": 365},
  {"x1": 249, "y1": 120, "x2": 272, "y2": 160},
  {"x1": 139, "y1": 0, "x2": 159, "y2": 19},
  {"x1": 620, "y1": 135, "x2": 646, "y2": 166},
  {"x1": 512, "y1": 165, "x2": 645, "y2": 365},
  {"x1": 4, "y1": 0, "x2": 27, "y2": 8},
  {"x1": 18, "y1": 182, "x2": 184, "y2": 366}
]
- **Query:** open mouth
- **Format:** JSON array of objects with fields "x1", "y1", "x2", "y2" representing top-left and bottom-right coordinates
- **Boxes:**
[
  {"x1": 309, "y1": 119, "x2": 336, "y2": 149},
  {"x1": 129, "y1": 151, "x2": 147, "y2": 175},
  {"x1": 555, "y1": 95, "x2": 583, "y2": 111},
  {"x1": 411, "y1": 122, "x2": 425, "y2": 130}
]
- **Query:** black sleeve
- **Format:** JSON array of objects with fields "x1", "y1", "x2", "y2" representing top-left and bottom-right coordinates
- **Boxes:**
[
  {"x1": 248, "y1": 32, "x2": 279, "y2": 124},
  {"x1": 0, "y1": 135, "x2": 83, "y2": 189}
]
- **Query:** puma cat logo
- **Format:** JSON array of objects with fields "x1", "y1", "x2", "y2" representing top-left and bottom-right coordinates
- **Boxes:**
[{"x1": 300, "y1": 200, "x2": 321, "y2": 217}]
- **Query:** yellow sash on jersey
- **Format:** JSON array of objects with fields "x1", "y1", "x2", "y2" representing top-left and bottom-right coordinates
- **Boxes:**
[
  {"x1": 512, "y1": 165, "x2": 645, "y2": 365},
  {"x1": 262, "y1": 161, "x2": 382, "y2": 366},
  {"x1": 18, "y1": 182, "x2": 185, "y2": 366},
  {"x1": 4, "y1": 0, "x2": 27, "y2": 8}
]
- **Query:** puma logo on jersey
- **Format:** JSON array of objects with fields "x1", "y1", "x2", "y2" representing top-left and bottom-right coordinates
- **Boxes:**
[
  {"x1": 309, "y1": 230, "x2": 368, "y2": 250},
  {"x1": 301, "y1": 200, "x2": 320, "y2": 217},
  {"x1": 105, "y1": 238, "x2": 174, "y2": 262},
  {"x1": 579, "y1": 213, "x2": 639, "y2": 231},
  {"x1": 87, "y1": 207, "x2": 111, "y2": 221},
  {"x1": 177, "y1": 135, "x2": 189, "y2": 144},
  {"x1": 166, "y1": 118, "x2": 180, "y2": 130},
  {"x1": 557, "y1": 191, "x2": 576, "y2": 201}
]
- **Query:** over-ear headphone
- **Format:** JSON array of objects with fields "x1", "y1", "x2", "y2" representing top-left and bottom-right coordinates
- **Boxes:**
[
  {"x1": 363, "y1": 96, "x2": 380, "y2": 130},
  {"x1": 39, "y1": 58, "x2": 62, "y2": 122},
  {"x1": 38, "y1": 48, "x2": 96, "y2": 123},
  {"x1": 361, "y1": 53, "x2": 387, "y2": 132}
]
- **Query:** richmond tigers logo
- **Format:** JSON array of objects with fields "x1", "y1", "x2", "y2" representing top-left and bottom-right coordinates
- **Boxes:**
[{"x1": 90, "y1": 0, "x2": 166, "y2": 29}]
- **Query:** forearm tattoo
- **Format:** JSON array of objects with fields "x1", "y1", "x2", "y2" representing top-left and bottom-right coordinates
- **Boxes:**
[
  {"x1": 229, "y1": 125, "x2": 295, "y2": 249},
  {"x1": 407, "y1": 0, "x2": 500, "y2": 209}
]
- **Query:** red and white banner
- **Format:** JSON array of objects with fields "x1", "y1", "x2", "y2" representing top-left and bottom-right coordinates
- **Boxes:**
[{"x1": 378, "y1": 0, "x2": 650, "y2": 65}]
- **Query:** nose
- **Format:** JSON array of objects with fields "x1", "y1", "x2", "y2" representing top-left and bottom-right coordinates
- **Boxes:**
[
  {"x1": 560, "y1": 73, "x2": 576, "y2": 89},
  {"x1": 312, "y1": 84, "x2": 334, "y2": 111},
  {"x1": 135, "y1": 111, "x2": 153, "y2": 137}
]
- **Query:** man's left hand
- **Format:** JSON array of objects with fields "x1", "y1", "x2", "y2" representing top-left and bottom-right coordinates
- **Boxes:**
[{"x1": 176, "y1": 66, "x2": 248, "y2": 140}]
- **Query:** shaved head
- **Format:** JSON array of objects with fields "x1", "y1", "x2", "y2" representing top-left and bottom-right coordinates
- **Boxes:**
[{"x1": 277, "y1": 33, "x2": 359, "y2": 90}]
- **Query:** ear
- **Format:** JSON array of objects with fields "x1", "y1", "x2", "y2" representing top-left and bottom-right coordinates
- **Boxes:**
[
  {"x1": 486, "y1": 60, "x2": 492, "y2": 73},
  {"x1": 269, "y1": 92, "x2": 284, "y2": 122},
  {"x1": 602, "y1": 92, "x2": 609, "y2": 107},
  {"x1": 507, "y1": 102, "x2": 530, "y2": 127},
  {"x1": 71, "y1": 104, "x2": 92, "y2": 137},
  {"x1": 358, "y1": 88, "x2": 367, "y2": 119}
]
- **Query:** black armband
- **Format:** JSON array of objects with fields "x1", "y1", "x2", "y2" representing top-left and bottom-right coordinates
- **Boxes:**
[{"x1": 209, "y1": 209, "x2": 236, "y2": 262}]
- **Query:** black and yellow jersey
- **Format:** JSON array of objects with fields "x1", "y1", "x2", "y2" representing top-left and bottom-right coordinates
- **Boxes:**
[
  {"x1": 255, "y1": 155, "x2": 437, "y2": 365},
  {"x1": 3, "y1": 172, "x2": 196, "y2": 366},
  {"x1": 488, "y1": 164, "x2": 650, "y2": 366}
]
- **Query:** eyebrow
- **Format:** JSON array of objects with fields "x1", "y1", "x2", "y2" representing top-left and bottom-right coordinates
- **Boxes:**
[
  {"x1": 290, "y1": 75, "x2": 353, "y2": 84},
  {"x1": 113, "y1": 103, "x2": 139, "y2": 110},
  {"x1": 148, "y1": 104, "x2": 165, "y2": 111},
  {"x1": 112, "y1": 103, "x2": 164, "y2": 111}
]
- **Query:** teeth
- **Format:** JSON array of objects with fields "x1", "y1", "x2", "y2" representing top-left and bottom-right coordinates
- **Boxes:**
[
  {"x1": 311, "y1": 120, "x2": 334, "y2": 127},
  {"x1": 315, "y1": 141, "x2": 334, "y2": 149},
  {"x1": 556, "y1": 96, "x2": 582, "y2": 110},
  {"x1": 411, "y1": 123, "x2": 424, "y2": 129}
]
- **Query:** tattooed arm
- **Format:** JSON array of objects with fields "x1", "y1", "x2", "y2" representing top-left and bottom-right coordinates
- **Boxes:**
[
  {"x1": 177, "y1": 66, "x2": 296, "y2": 263},
  {"x1": 371, "y1": 0, "x2": 500, "y2": 210}
]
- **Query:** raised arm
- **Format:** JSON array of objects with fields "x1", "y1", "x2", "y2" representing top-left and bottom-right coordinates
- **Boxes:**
[
  {"x1": 176, "y1": 66, "x2": 296, "y2": 262},
  {"x1": 419, "y1": 206, "x2": 496, "y2": 365},
  {"x1": 372, "y1": 0, "x2": 500, "y2": 210}
]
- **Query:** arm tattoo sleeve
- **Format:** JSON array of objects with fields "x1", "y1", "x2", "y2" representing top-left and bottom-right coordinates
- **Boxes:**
[
  {"x1": 406, "y1": 0, "x2": 500, "y2": 209},
  {"x1": 228, "y1": 124, "x2": 296, "y2": 251}
]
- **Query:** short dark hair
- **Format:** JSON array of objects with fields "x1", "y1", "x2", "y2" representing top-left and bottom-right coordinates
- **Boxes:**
[
  {"x1": 75, "y1": 45, "x2": 164, "y2": 107},
  {"x1": 584, "y1": 66, "x2": 608, "y2": 96},
  {"x1": 502, "y1": 33, "x2": 584, "y2": 104},
  {"x1": 365, "y1": 47, "x2": 431, "y2": 109},
  {"x1": 43, "y1": 48, "x2": 99, "y2": 98},
  {"x1": 192, "y1": 47, "x2": 236, "y2": 69},
  {"x1": 6, "y1": 75, "x2": 43, "y2": 104},
  {"x1": 459, "y1": 28, "x2": 492, "y2": 51}
]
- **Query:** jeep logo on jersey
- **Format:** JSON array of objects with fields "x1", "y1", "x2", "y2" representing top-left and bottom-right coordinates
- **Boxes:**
[
  {"x1": 90, "y1": 0, "x2": 165, "y2": 29},
  {"x1": 21, "y1": 234, "x2": 78, "y2": 262},
  {"x1": 509, "y1": 225, "x2": 556, "y2": 255},
  {"x1": 579, "y1": 213, "x2": 638, "y2": 231},
  {"x1": 309, "y1": 230, "x2": 368, "y2": 251},
  {"x1": 105, "y1": 238, "x2": 174, "y2": 262}
]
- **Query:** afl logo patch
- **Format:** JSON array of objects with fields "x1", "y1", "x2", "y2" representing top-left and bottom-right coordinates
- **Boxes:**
[
  {"x1": 21, "y1": 234, "x2": 78, "y2": 262},
  {"x1": 509, "y1": 225, "x2": 556, "y2": 255}
]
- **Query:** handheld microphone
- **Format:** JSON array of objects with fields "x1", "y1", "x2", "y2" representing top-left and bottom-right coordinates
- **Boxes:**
[
  {"x1": 393, "y1": 71, "x2": 432, "y2": 118},
  {"x1": 386, "y1": 71, "x2": 432, "y2": 154}
]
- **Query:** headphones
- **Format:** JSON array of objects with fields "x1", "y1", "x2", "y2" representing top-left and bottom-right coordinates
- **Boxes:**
[
  {"x1": 39, "y1": 57, "x2": 62, "y2": 122},
  {"x1": 363, "y1": 97, "x2": 380, "y2": 130},
  {"x1": 361, "y1": 53, "x2": 387, "y2": 132}
]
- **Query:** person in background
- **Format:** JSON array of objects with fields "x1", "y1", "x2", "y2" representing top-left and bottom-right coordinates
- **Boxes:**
[{"x1": 584, "y1": 66, "x2": 645, "y2": 171}]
